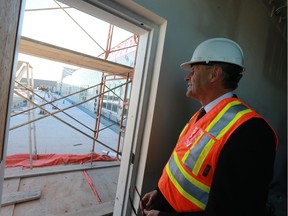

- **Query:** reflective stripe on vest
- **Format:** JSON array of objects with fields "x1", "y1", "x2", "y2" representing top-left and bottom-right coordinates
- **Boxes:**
[
  {"x1": 167, "y1": 151, "x2": 209, "y2": 209},
  {"x1": 183, "y1": 101, "x2": 252, "y2": 175},
  {"x1": 164, "y1": 100, "x2": 252, "y2": 210}
]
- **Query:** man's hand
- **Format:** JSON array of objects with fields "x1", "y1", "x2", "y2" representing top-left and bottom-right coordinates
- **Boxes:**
[
  {"x1": 140, "y1": 189, "x2": 158, "y2": 214},
  {"x1": 143, "y1": 209, "x2": 160, "y2": 216}
]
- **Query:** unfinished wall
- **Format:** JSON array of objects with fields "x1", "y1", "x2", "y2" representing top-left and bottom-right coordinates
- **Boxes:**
[{"x1": 133, "y1": 0, "x2": 286, "y2": 214}]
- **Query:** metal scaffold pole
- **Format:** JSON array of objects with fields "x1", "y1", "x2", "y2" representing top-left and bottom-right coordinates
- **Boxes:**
[
  {"x1": 91, "y1": 74, "x2": 105, "y2": 164},
  {"x1": 27, "y1": 65, "x2": 33, "y2": 170},
  {"x1": 25, "y1": 62, "x2": 38, "y2": 169},
  {"x1": 30, "y1": 65, "x2": 38, "y2": 160}
]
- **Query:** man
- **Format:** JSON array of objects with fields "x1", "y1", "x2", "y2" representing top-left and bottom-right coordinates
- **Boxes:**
[{"x1": 140, "y1": 38, "x2": 278, "y2": 216}]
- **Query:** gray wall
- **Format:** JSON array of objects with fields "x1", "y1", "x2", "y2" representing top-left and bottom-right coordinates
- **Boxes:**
[{"x1": 134, "y1": 0, "x2": 286, "y2": 214}]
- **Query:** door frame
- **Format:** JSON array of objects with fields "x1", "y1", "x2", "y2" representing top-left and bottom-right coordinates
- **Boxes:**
[
  {"x1": 0, "y1": 0, "x2": 26, "y2": 205},
  {"x1": 61, "y1": 1, "x2": 166, "y2": 215},
  {"x1": 2, "y1": 0, "x2": 166, "y2": 214}
]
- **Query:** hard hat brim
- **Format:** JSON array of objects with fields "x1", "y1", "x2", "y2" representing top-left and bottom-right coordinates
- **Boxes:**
[
  {"x1": 180, "y1": 60, "x2": 207, "y2": 71},
  {"x1": 180, "y1": 61, "x2": 193, "y2": 71}
]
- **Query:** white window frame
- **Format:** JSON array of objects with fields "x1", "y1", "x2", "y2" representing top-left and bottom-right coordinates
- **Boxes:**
[{"x1": 59, "y1": 0, "x2": 166, "y2": 215}]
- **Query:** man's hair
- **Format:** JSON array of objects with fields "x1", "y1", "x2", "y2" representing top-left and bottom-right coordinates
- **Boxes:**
[{"x1": 213, "y1": 62, "x2": 243, "y2": 90}]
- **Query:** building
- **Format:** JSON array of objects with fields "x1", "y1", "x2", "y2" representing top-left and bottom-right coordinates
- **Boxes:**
[{"x1": 1, "y1": 1, "x2": 286, "y2": 216}]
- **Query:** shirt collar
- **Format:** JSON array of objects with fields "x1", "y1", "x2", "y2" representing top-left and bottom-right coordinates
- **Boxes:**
[{"x1": 203, "y1": 92, "x2": 234, "y2": 113}]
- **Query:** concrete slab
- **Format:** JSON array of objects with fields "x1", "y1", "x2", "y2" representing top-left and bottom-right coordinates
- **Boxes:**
[
  {"x1": 86, "y1": 167, "x2": 119, "y2": 203},
  {"x1": 51, "y1": 201, "x2": 114, "y2": 216},
  {"x1": 4, "y1": 93, "x2": 121, "y2": 215},
  {"x1": 0, "y1": 165, "x2": 119, "y2": 216},
  {"x1": 0, "y1": 178, "x2": 20, "y2": 216},
  {"x1": 8, "y1": 94, "x2": 122, "y2": 156}
]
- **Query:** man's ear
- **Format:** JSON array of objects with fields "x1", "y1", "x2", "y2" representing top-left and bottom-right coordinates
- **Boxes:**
[{"x1": 210, "y1": 66, "x2": 222, "y2": 82}]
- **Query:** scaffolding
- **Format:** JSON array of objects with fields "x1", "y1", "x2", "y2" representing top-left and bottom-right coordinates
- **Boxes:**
[
  {"x1": 10, "y1": 27, "x2": 138, "y2": 169},
  {"x1": 91, "y1": 73, "x2": 132, "y2": 161},
  {"x1": 9, "y1": 1, "x2": 139, "y2": 169},
  {"x1": 13, "y1": 61, "x2": 38, "y2": 169},
  {"x1": 11, "y1": 72, "x2": 133, "y2": 169}
]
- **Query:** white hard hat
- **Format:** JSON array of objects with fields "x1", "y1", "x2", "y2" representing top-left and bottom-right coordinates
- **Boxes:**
[{"x1": 180, "y1": 38, "x2": 245, "y2": 71}]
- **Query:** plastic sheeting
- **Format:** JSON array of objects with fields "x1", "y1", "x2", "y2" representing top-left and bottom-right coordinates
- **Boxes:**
[{"x1": 5, "y1": 153, "x2": 117, "y2": 169}]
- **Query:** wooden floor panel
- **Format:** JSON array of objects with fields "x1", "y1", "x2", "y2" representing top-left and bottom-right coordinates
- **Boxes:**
[{"x1": 0, "y1": 163, "x2": 119, "y2": 216}]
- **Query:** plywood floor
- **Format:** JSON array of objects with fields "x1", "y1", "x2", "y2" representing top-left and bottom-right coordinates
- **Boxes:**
[{"x1": 0, "y1": 161, "x2": 120, "y2": 216}]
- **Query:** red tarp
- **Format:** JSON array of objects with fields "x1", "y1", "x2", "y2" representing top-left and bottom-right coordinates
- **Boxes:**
[{"x1": 5, "y1": 153, "x2": 117, "y2": 169}]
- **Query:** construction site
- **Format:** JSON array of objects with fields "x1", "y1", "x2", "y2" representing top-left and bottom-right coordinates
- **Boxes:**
[
  {"x1": 1, "y1": 0, "x2": 287, "y2": 216},
  {"x1": 1, "y1": 1, "x2": 137, "y2": 215}
]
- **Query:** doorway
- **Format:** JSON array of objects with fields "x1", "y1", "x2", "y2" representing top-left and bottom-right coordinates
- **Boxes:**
[{"x1": 2, "y1": 0, "x2": 165, "y2": 215}]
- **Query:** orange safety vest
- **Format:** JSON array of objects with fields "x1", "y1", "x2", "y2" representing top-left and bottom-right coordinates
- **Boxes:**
[{"x1": 158, "y1": 97, "x2": 278, "y2": 212}]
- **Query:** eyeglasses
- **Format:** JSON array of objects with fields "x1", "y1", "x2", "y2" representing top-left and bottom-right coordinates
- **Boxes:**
[{"x1": 129, "y1": 186, "x2": 145, "y2": 216}]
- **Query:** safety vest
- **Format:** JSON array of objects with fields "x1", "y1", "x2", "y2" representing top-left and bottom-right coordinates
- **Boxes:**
[{"x1": 158, "y1": 97, "x2": 277, "y2": 212}]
